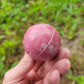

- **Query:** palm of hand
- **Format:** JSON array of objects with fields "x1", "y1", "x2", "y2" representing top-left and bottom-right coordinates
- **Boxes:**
[{"x1": 3, "y1": 48, "x2": 70, "y2": 84}]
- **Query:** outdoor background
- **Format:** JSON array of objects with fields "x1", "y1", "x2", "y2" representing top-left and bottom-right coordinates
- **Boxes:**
[{"x1": 0, "y1": 0, "x2": 84, "y2": 84}]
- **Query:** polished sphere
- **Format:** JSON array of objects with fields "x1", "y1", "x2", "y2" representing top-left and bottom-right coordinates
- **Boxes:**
[{"x1": 23, "y1": 23, "x2": 61, "y2": 61}]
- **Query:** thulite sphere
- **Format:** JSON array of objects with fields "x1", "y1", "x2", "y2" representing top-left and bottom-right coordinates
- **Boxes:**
[{"x1": 23, "y1": 23, "x2": 61, "y2": 61}]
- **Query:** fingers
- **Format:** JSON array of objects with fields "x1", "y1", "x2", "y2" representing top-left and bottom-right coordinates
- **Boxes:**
[
  {"x1": 3, "y1": 52, "x2": 35, "y2": 83},
  {"x1": 56, "y1": 48, "x2": 70, "y2": 60},
  {"x1": 26, "y1": 69, "x2": 41, "y2": 84},
  {"x1": 37, "y1": 48, "x2": 70, "y2": 78},
  {"x1": 35, "y1": 70, "x2": 60, "y2": 84},
  {"x1": 34, "y1": 80, "x2": 43, "y2": 84},
  {"x1": 43, "y1": 59, "x2": 70, "y2": 84},
  {"x1": 26, "y1": 61, "x2": 44, "y2": 82},
  {"x1": 36, "y1": 59, "x2": 70, "y2": 84},
  {"x1": 33, "y1": 61, "x2": 44, "y2": 72},
  {"x1": 43, "y1": 70, "x2": 60, "y2": 84},
  {"x1": 54, "y1": 59, "x2": 70, "y2": 76}
]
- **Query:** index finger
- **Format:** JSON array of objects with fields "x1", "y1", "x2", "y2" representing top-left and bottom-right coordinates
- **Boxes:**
[{"x1": 3, "y1": 52, "x2": 35, "y2": 83}]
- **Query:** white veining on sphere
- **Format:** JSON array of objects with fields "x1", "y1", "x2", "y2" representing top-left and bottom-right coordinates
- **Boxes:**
[
  {"x1": 44, "y1": 24, "x2": 50, "y2": 26},
  {"x1": 30, "y1": 35, "x2": 35, "y2": 41},
  {"x1": 40, "y1": 25, "x2": 47, "y2": 29},
  {"x1": 41, "y1": 43, "x2": 47, "y2": 48},
  {"x1": 29, "y1": 29, "x2": 39, "y2": 41},
  {"x1": 40, "y1": 49, "x2": 42, "y2": 51},
  {"x1": 36, "y1": 28, "x2": 55, "y2": 58},
  {"x1": 37, "y1": 24, "x2": 52, "y2": 34},
  {"x1": 49, "y1": 45, "x2": 54, "y2": 53},
  {"x1": 36, "y1": 24, "x2": 47, "y2": 29},
  {"x1": 40, "y1": 24, "x2": 52, "y2": 33}
]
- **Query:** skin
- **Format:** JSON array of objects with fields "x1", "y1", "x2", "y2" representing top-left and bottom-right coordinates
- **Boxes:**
[{"x1": 2, "y1": 47, "x2": 70, "y2": 84}]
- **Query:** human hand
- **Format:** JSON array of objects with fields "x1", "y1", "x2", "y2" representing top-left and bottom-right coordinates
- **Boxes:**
[{"x1": 3, "y1": 48, "x2": 70, "y2": 84}]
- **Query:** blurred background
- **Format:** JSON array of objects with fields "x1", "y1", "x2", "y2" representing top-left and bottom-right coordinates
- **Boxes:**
[{"x1": 0, "y1": 0, "x2": 84, "y2": 84}]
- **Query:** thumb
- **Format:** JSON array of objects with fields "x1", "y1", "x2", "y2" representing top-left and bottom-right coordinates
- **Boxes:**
[{"x1": 3, "y1": 52, "x2": 35, "y2": 82}]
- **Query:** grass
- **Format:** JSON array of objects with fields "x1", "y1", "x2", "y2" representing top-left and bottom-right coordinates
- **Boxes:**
[
  {"x1": 66, "y1": 70, "x2": 84, "y2": 84},
  {"x1": 0, "y1": 0, "x2": 84, "y2": 83}
]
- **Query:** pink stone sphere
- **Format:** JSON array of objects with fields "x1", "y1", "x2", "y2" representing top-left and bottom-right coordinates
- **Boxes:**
[{"x1": 23, "y1": 23, "x2": 61, "y2": 61}]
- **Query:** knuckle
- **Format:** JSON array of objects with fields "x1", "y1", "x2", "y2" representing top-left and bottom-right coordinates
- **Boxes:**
[{"x1": 4, "y1": 71, "x2": 9, "y2": 79}]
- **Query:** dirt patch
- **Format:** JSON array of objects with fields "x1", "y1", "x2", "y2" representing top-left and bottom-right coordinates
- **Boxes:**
[{"x1": 60, "y1": 28, "x2": 84, "y2": 83}]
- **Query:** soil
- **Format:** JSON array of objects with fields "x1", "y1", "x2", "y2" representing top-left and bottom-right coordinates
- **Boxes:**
[{"x1": 61, "y1": 28, "x2": 84, "y2": 84}]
